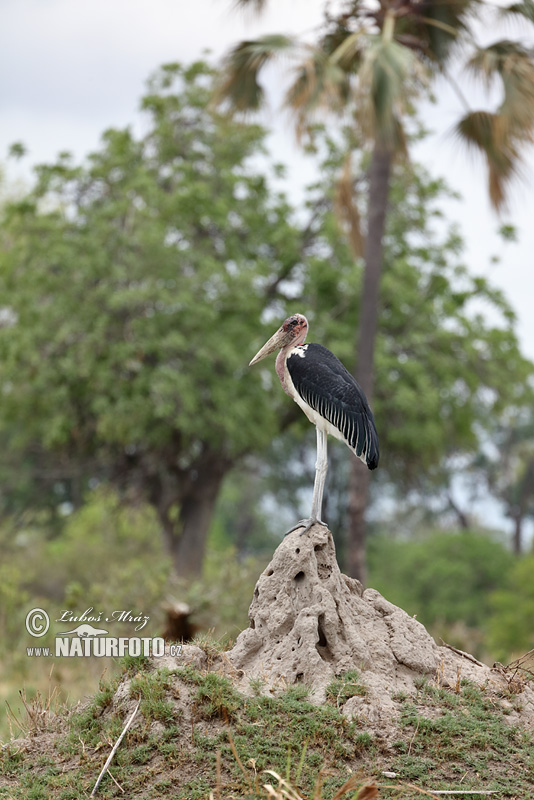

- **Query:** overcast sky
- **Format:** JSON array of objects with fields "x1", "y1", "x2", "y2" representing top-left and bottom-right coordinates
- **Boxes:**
[{"x1": 1, "y1": 0, "x2": 533, "y2": 363}]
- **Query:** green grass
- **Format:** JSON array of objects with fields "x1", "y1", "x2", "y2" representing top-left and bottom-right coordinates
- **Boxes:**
[
  {"x1": 325, "y1": 669, "x2": 367, "y2": 705},
  {"x1": 129, "y1": 666, "x2": 177, "y2": 723},
  {"x1": 172, "y1": 665, "x2": 375, "y2": 796},
  {"x1": 390, "y1": 678, "x2": 534, "y2": 794},
  {"x1": 182, "y1": 668, "x2": 242, "y2": 720},
  {"x1": 190, "y1": 630, "x2": 234, "y2": 657},
  {"x1": 120, "y1": 652, "x2": 152, "y2": 675}
]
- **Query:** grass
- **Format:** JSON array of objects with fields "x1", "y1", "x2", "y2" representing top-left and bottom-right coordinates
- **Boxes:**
[
  {"x1": 129, "y1": 667, "x2": 177, "y2": 723},
  {"x1": 1, "y1": 656, "x2": 534, "y2": 799},
  {"x1": 173, "y1": 667, "x2": 375, "y2": 796},
  {"x1": 389, "y1": 678, "x2": 534, "y2": 794},
  {"x1": 325, "y1": 669, "x2": 367, "y2": 706},
  {"x1": 191, "y1": 630, "x2": 234, "y2": 659}
]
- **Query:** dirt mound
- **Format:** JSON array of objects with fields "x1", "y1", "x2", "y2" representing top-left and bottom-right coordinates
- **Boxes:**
[{"x1": 227, "y1": 525, "x2": 534, "y2": 736}]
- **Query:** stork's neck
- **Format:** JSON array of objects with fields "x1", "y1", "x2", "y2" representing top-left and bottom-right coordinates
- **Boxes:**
[
  {"x1": 275, "y1": 344, "x2": 298, "y2": 397},
  {"x1": 275, "y1": 326, "x2": 308, "y2": 396}
]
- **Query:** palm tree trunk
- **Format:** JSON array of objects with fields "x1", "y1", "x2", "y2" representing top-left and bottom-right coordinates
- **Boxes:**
[{"x1": 347, "y1": 142, "x2": 393, "y2": 583}]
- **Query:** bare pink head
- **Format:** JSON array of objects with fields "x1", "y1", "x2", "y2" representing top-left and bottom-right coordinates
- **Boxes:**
[{"x1": 249, "y1": 313, "x2": 309, "y2": 366}]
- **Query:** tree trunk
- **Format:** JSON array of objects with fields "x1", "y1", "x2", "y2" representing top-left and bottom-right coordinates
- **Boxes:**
[
  {"x1": 157, "y1": 459, "x2": 229, "y2": 578},
  {"x1": 510, "y1": 457, "x2": 534, "y2": 556},
  {"x1": 347, "y1": 143, "x2": 393, "y2": 583},
  {"x1": 347, "y1": 460, "x2": 371, "y2": 581},
  {"x1": 512, "y1": 512, "x2": 522, "y2": 556},
  {"x1": 176, "y1": 465, "x2": 226, "y2": 578},
  {"x1": 447, "y1": 491, "x2": 470, "y2": 530}
]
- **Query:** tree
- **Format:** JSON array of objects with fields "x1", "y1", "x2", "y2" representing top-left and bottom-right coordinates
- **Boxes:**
[
  {"x1": 368, "y1": 530, "x2": 514, "y2": 648},
  {"x1": 218, "y1": 0, "x2": 534, "y2": 580},
  {"x1": 488, "y1": 554, "x2": 534, "y2": 660},
  {"x1": 473, "y1": 417, "x2": 534, "y2": 554},
  {"x1": 0, "y1": 62, "x2": 310, "y2": 577},
  {"x1": 1, "y1": 64, "x2": 531, "y2": 581}
]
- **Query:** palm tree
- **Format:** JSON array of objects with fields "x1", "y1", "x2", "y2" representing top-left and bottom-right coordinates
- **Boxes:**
[{"x1": 217, "y1": 0, "x2": 534, "y2": 581}]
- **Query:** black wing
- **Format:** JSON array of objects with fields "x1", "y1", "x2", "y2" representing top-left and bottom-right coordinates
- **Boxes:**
[{"x1": 287, "y1": 343, "x2": 379, "y2": 469}]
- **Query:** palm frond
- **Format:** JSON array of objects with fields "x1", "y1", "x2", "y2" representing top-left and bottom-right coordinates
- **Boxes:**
[
  {"x1": 457, "y1": 38, "x2": 534, "y2": 211},
  {"x1": 334, "y1": 153, "x2": 365, "y2": 258},
  {"x1": 329, "y1": 29, "x2": 366, "y2": 71},
  {"x1": 357, "y1": 36, "x2": 427, "y2": 150},
  {"x1": 320, "y1": 21, "x2": 362, "y2": 70},
  {"x1": 455, "y1": 110, "x2": 521, "y2": 210},
  {"x1": 396, "y1": 0, "x2": 478, "y2": 64},
  {"x1": 467, "y1": 40, "x2": 533, "y2": 82},
  {"x1": 284, "y1": 48, "x2": 350, "y2": 137},
  {"x1": 499, "y1": 0, "x2": 534, "y2": 23},
  {"x1": 216, "y1": 34, "x2": 297, "y2": 111},
  {"x1": 467, "y1": 41, "x2": 534, "y2": 134},
  {"x1": 232, "y1": 0, "x2": 269, "y2": 13}
]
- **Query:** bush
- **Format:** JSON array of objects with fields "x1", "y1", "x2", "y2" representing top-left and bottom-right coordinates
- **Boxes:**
[
  {"x1": 368, "y1": 529, "x2": 514, "y2": 659},
  {"x1": 487, "y1": 555, "x2": 534, "y2": 661}
]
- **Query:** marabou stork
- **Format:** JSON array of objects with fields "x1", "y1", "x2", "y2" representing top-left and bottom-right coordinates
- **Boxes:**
[{"x1": 249, "y1": 313, "x2": 379, "y2": 535}]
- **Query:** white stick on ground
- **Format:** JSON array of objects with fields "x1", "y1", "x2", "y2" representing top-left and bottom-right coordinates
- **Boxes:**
[
  {"x1": 422, "y1": 792, "x2": 497, "y2": 796},
  {"x1": 90, "y1": 700, "x2": 140, "y2": 797}
]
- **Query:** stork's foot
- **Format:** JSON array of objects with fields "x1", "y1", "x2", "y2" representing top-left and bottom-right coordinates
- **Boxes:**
[{"x1": 285, "y1": 518, "x2": 328, "y2": 537}]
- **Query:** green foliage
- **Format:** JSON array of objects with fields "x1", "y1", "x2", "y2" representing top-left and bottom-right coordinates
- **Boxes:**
[
  {"x1": 378, "y1": 164, "x2": 531, "y2": 480},
  {"x1": 472, "y1": 415, "x2": 534, "y2": 554},
  {"x1": 498, "y1": 222, "x2": 518, "y2": 242},
  {"x1": 0, "y1": 560, "x2": 29, "y2": 648},
  {"x1": 4, "y1": 487, "x2": 170, "y2": 646},
  {"x1": 45, "y1": 488, "x2": 170, "y2": 614},
  {"x1": 0, "y1": 61, "x2": 297, "y2": 455},
  {"x1": 0, "y1": 60, "x2": 306, "y2": 560},
  {"x1": 1, "y1": 55, "x2": 532, "y2": 580},
  {"x1": 184, "y1": 541, "x2": 267, "y2": 639},
  {"x1": 2, "y1": 484, "x2": 267, "y2": 656},
  {"x1": 0, "y1": 488, "x2": 272, "y2": 742},
  {"x1": 368, "y1": 530, "x2": 515, "y2": 658},
  {"x1": 8, "y1": 142, "x2": 27, "y2": 160},
  {"x1": 488, "y1": 555, "x2": 534, "y2": 660},
  {"x1": 208, "y1": 465, "x2": 280, "y2": 557},
  {"x1": 218, "y1": 0, "x2": 534, "y2": 564},
  {"x1": 0, "y1": 489, "x2": 169, "y2": 741}
]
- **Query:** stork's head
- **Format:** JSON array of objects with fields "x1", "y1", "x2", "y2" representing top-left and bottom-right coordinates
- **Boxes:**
[{"x1": 249, "y1": 314, "x2": 308, "y2": 366}]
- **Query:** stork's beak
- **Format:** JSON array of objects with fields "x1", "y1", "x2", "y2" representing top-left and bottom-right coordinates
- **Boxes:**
[{"x1": 249, "y1": 327, "x2": 290, "y2": 366}]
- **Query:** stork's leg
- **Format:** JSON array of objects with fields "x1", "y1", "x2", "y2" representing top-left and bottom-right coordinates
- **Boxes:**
[
  {"x1": 286, "y1": 427, "x2": 329, "y2": 536},
  {"x1": 311, "y1": 426, "x2": 328, "y2": 521}
]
